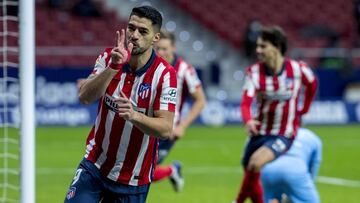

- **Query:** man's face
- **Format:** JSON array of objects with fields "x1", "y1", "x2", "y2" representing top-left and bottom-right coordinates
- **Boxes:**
[
  {"x1": 256, "y1": 37, "x2": 279, "y2": 63},
  {"x1": 126, "y1": 15, "x2": 159, "y2": 55},
  {"x1": 155, "y1": 38, "x2": 175, "y2": 63}
]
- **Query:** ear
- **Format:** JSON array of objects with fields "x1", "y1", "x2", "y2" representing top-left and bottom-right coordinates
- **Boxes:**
[{"x1": 152, "y1": 32, "x2": 160, "y2": 44}]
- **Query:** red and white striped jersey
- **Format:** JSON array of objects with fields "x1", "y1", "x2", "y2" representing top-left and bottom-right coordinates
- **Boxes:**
[
  {"x1": 240, "y1": 59, "x2": 317, "y2": 138},
  {"x1": 85, "y1": 48, "x2": 177, "y2": 186},
  {"x1": 171, "y1": 56, "x2": 202, "y2": 124}
]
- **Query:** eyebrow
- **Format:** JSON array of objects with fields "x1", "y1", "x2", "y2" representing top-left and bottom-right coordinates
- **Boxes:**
[{"x1": 128, "y1": 23, "x2": 149, "y2": 32}]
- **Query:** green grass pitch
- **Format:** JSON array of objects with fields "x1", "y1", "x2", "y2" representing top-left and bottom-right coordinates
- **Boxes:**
[{"x1": 3, "y1": 125, "x2": 360, "y2": 202}]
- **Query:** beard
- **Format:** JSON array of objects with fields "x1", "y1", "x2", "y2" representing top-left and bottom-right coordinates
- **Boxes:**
[{"x1": 131, "y1": 46, "x2": 147, "y2": 56}]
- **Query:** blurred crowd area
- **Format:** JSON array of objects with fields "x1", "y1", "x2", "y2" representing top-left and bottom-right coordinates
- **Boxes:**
[{"x1": 3, "y1": 0, "x2": 360, "y2": 101}]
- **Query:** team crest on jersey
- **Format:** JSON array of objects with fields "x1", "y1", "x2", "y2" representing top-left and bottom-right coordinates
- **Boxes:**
[
  {"x1": 138, "y1": 83, "x2": 151, "y2": 99},
  {"x1": 285, "y1": 78, "x2": 294, "y2": 90},
  {"x1": 66, "y1": 187, "x2": 76, "y2": 200}
]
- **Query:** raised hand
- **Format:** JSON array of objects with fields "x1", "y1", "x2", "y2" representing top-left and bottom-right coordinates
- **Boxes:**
[{"x1": 111, "y1": 29, "x2": 134, "y2": 65}]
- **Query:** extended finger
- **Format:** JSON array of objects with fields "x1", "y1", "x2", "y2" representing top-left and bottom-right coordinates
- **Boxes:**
[
  {"x1": 120, "y1": 90, "x2": 128, "y2": 99},
  {"x1": 115, "y1": 31, "x2": 120, "y2": 47},
  {"x1": 127, "y1": 42, "x2": 133, "y2": 54},
  {"x1": 117, "y1": 103, "x2": 131, "y2": 109},
  {"x1": 114, "y1": 97, "x2": 128, "y2": 103},
  {"x1": 119, "y1": 29, "x2": 125, "y2": 48}
]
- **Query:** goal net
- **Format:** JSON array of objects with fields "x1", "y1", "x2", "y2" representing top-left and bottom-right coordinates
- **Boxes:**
[
  {"x1": 0, "y1": 0, "x2": 20, "y2": 202},
  {"x1": 1, "y1": 0, "x2": 35, "y2": 202}
]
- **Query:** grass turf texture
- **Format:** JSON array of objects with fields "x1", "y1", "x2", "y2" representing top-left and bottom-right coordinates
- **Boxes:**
[{"x1": 2, "y1": 125, "x2": 360, "y2": 202}]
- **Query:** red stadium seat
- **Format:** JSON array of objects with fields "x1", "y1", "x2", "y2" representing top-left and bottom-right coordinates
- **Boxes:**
[
  {"x1": 173, "y1": 0, "x2": 356, "y2": 49},
  {"x1": 36, "y1": 3, "x2": 127, "y2": 66}
]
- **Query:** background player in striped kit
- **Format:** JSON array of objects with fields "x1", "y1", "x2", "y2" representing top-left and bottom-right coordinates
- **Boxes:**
[
  {"x1": 152, "y1": 30, "x2": 206, "y2": 191},
  {"x1": 261, "y1": 128, "x2": 322, "y2": 203},
  {"x1": 65, "y1": 6, "x2": 178, "y2": 203},
  {"x1": 234, "y1": 26, "x2": 318, "y2": 203}
]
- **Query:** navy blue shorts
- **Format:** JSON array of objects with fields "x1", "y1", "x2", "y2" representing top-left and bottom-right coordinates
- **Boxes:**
[
  {"x1": 64, "y1": 159, "x2": 150, "y2": 203},
  {"x1": 242, "y1": 135, "x2": 292, "y2": 167},
  {"x1": 157, "y1": 139, "x2": 176, "y2": 164}
]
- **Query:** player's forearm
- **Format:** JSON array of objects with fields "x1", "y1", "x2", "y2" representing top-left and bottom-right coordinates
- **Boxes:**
[
  {"x1": 179, "y1": 95, "x2": 206, "y2": 128},
  {"x1": 130, "y1": 112, "x2": 174, "y2": 139},
  {"x1": 79, "y1": 68, "x2": 118, "y2": 105},
  {"x1": 300, "y1": 79, "x2": 318, "y2": 114}
]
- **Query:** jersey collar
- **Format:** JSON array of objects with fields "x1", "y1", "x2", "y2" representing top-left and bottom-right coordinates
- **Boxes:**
[{"x1": 122, "y1": 50, "x2": 156, "y2": 76}]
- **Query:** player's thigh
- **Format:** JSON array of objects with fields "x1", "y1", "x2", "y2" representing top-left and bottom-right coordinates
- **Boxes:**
[
  {"x1": 287, "y1": 174, "x2": 320, "y2": 203},
  {"x1": 64, "y1": 167, "x2": 102, "y2": 203},
  {"x1": 157, "y1": 139, "x2": 176, "y2": 164},
  {"x1": 248, "y1": 146, "x2": 276, "y2": 170},
  {"x1": 242, "y1": 136, "x2": 267, "y2": 167},
  {"x1": 249, "y1": 135, "x2": 292, "y2": 168}
]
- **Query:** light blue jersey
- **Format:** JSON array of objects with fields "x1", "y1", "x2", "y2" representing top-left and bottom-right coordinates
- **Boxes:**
[{"x1": 261, "y1": 128, "x2": 322, "y2": 203}]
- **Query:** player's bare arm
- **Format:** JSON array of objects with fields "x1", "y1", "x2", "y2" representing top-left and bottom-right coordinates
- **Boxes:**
[
  {"x1": 79, "y1": 30, "x2": 133, "y2": 105},
  {"x1": 114, "y1": 91, "x2": 174, "y2": 139},
  {"x1": 173, "y1": 87, "x2": 206, "y2": 139}
]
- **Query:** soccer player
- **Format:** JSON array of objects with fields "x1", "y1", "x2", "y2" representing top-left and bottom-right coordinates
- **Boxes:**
[
  {"x1": 64, "y1": 6, "x2": 178, "y2": 203},
  {"x1": 234, "y1": 26, "x2": 317, "y2": 203},
  {"x1": 152, "y1": 30, "x2": 206, "y2": 191},
  {"x1": 261, "y1": 128, "x2": 322, "y2": 203}
]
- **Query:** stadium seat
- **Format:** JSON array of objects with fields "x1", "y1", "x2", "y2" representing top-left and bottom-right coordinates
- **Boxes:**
[{"x1": 173, "y1": 0, "x2": 356, "y2": 49}]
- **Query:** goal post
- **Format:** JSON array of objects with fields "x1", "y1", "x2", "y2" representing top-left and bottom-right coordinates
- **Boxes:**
[{"x1": 19, "y1": 0, "x2": 35, "y2": 203}]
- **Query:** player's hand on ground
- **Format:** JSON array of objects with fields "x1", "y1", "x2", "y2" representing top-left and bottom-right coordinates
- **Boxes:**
[
  {"x1": 115, "y1": 91, "x2": 135, "y2": 121},
  {"x1": 245, "y1": 119, "x2": 260, "y2": 136},
  {"x1": 111, "y1": 29, "x2": 133, "y2": 65},
  {"x1": 172, "y1": 124, "x2": 186, "y2": 140}
]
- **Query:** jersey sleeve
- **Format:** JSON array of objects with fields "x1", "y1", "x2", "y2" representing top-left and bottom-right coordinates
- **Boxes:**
[
  {"x1": 90, "y1": 48, "x2": 112, "y2": 76},
  {"x1": 183, "y1": 65, "x2": 202, "y2": 93},
  {"x1": 240, "y1": 68, "x2": 256, "y2": 124},
  {"x1": 299, "y1": 61, "x2": 317, "y2": 115},
  {"x1": 153, "y1": 67, "x2": 178, "y2": 112}
]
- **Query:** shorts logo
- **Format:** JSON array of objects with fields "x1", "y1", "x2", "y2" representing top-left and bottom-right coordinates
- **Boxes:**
[
  {"x1": 272, "y1": 139, "x2": 286, "y2": 152},
  {"x1": 66, "y1": 187, "x2": 76, "y2": 200},
  {"x1": 138, "y1": 83, "x2": 151, "y2": 99}
]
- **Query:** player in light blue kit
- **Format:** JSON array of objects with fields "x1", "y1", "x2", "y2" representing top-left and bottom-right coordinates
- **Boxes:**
[{"x1": 261, "y1": 128, "x2": 322, "y2": 203}]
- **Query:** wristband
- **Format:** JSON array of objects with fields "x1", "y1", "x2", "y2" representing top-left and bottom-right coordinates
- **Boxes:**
[
  {"x1": 108, "y1": 62, "x2": 123, "y2": 70},
  {"x1": 108, "y1": 50, "x2": 131, "y2": 70}
]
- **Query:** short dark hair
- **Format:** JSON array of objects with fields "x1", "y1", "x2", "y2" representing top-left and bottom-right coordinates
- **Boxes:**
[
  {"x1": 130, "y1": 6, "x2": 162, "y2": 32},
  {"x1": 259, "y1": 26, "x2": 287, "y2": 55},
  {"x1": 160, "y1": 29, "x2": 176, "y2": 44}
]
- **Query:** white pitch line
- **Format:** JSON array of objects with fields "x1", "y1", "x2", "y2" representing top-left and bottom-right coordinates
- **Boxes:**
[
  {"x1": 317, "y1": 176, "x2": 360, "y2": 188},
  {"x1": 36, "y1": 166, "x2": 360, "y2": 188}
]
